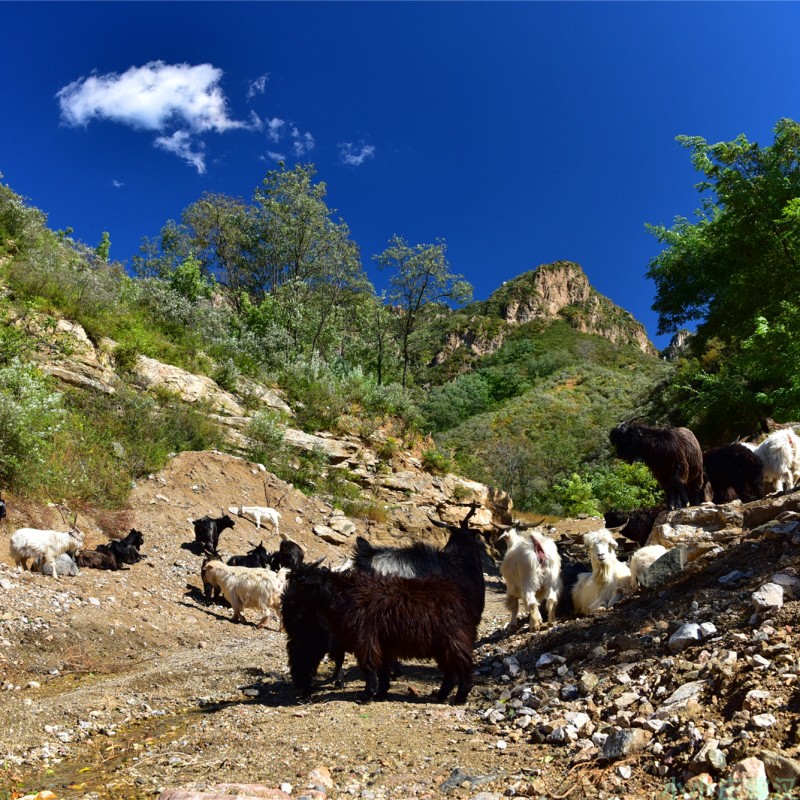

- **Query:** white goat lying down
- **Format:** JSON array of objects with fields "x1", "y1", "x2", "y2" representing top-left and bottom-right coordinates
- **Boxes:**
[
  {"x1": 572, "y1": 529, "x2": 631, "y2": 615},
  {"x1": 228, "y1": 505, "x2": 281, "y2": 533},
  {"x1": 10, "y1": 528, "x2": 84, "y2": 580},
  {"x1": 628, "y1": 544, "x2": 668, "y2": 589},
  {"x1": 201, "y1": 560, "x2": 289, "y2": 628},
  {"x1": 499, "y1": 527, "x2": 562, "y2": 630},
  {"x1": 741, "y1": 428, "x2": 800, "y2": 493}
]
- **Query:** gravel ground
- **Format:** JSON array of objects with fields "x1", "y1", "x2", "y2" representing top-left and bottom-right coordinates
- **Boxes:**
[{"x1": 2, "y1": 452, "x2": 799, "y2": 800}]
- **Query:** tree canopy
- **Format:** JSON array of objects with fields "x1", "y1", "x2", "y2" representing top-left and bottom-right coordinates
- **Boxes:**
[{"x1": 646, "y1": 118, "x2": 800, "y2": 437}]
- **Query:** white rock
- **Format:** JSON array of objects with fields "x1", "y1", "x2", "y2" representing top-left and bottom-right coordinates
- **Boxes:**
[
  {"x1": 751, "y1": 713, "x2": 777, "y2": 729},
  {"x1": 752, "y1": 582, "x2": 784, "y2": 614}
]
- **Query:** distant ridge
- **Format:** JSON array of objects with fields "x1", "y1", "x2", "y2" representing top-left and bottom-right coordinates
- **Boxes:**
[{"x1": 431, "y1": 261, "x2": 657, "y2": 368}]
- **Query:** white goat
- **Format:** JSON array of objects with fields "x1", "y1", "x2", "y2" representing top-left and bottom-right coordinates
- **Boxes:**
[
  {"x1": 201, "y1": 560, "x2": 288, "y2": 628},
  {"x1": 10, "y1": 528, "x2": 84, "y2": 580},
  {"x1": 228, "y1": 505, "x2": 281, "y2": 533},
  {"x1": 628, "y1": 544, "x2": 668, "y2": 589},
  {"x1": 572, "y1": 529, "x2": 631, "y2": 615},
  {"x1": 741, "y1": 428, "x2": 800, "y2": 493},
  {"x1": 499, "y1": 527, "x2": 562, "y2": 630}
]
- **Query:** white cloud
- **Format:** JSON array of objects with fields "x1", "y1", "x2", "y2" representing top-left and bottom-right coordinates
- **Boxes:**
[
  {"x1": 112, "y1": 179, "x2": 124, "y2": 188},
  {"x1": 339, "y1": 142, "x2": 375, "y2": 166},
  {"x1": 57, "y1": 61, "x2": 253, "y2": 172},
  {"x1": 154, "y1": 130, "x2": 207, "y2": 173},
  {"x1": 264, "y1": 150, "x2": 286, "y2": 162},
  {"x1": 58, "y1": 61, "x2": 245, "y2": 133},
  {"x1": 291, "y1": 126, "x2": 315, "y2": 156},
  {"x1": 247, "y1": 74, "x2": 269, "y2": 100},
  {"x1": 266, "y1": 117, "x2": 285, "y2": 142}
]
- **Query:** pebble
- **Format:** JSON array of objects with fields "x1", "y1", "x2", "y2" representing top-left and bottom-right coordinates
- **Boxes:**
[{"x1": 752, "y1": 583, "x2": 784, "y2": 614}]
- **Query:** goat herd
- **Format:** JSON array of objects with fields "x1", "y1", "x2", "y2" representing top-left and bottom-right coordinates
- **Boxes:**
[{"x1": 4, "y1": 420, "x2": 799, "y2": 705}]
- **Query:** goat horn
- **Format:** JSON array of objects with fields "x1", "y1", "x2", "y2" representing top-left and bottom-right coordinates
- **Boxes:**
[
  {"x1": 606, "y1": 521, "x2": 629, "y2": 534},
  {"x1": 426, "y1": 515, "x2": 450, "y2": 529}
]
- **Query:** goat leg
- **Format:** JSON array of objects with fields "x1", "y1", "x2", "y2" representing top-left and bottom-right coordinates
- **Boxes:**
[{"x1": 375, "y1": 665, "x2": 391, "y2": 700}]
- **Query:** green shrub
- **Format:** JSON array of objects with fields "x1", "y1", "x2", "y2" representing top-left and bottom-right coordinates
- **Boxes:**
[
  {"x1": 113, "y1": 342, "x2": 140, "y2": 374},
  {"x1": 422, "y1": 447, "x2": 452, "y2": 475}
]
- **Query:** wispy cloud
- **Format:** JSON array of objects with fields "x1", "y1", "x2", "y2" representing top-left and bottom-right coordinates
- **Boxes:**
[
  {"x1": 264, "y1": 119, "x2": 315, "y2": 160},
  {"x1": 291, "y1": 126, "x2": 315, "y2": 157},
  {"x1": 112, "y1": 179, "x2": 124, "y2": 189},
  {"x1": 339, "y1": 142, "x2": 375, "y2": 166},
  {"x1": 264, "y1": 150, "x2": 286, "y2": 162},
  {"x1": 154, "y1": 130, "x2": 207, "y2": 173},
  {"x1": 247, "y1": 74, "x2": 269, "y2": 100},
  {"x1": 266, "y1": 117, "x2": 285, "y2": 142},
  {"x1": 57, "y1": 61, "x2": 249, "y2": 173}
]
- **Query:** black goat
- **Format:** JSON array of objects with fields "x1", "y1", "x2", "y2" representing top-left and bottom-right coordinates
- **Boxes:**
[
  {"x1": 192, "y1": 514, "x2": 235, "y2": 555},
  {"x1": 0, "y1": 495, "x2": 7, "y2": 520},
  {"x1": 353, "y1": 504, "x2": 486, "y2": 624},
  {"x1": 610, "y1": 421, "x2": 705, "y2": 510},
  {"x1": 603, "y1": 505, "x2": 667, "y2": 546},
  {"x1": 282, "y1": 563, "x2": 477, "y2": 703},
  {"x1": 269, "y1": 538, "x2": 304, "y2": 571},
  {"x1": 97, "y1": 537, "x2": 142, "y2": 566},
  {"x1": 227, "y1": 541, "x2": 271, "y2": 569},
  {"x1": 703, "y1": 443, "x2": 764, "y2": 504},
  {"x1": 76, "y1": 548, "x2": 122, "y2": 571}
]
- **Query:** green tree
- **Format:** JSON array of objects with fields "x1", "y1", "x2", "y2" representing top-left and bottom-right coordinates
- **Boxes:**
[
  {"x1": 168, "y1": 255, "x2": 214, "y2": 302},
  {"x1": 375, "y1": 235, "x2": 472, "y2": 387},
  {"x1": 646, "y1": 118, "x2": 800, "y2": 434},
  {"x1": 647, "y1": 118, "x2": 800, "y2": 343},
  {"x1": 95, "y1": 231, "x2": 111, "y2": 262}
]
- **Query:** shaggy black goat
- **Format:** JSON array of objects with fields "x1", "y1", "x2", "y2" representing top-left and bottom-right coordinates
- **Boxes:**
[
  {"x1": 281, "y1": 562, "x2": 346, "y2": 696},
  {"x1": 603, "y1": 506, "x2": 667, "y2": 546},
  {"x1": 352, "y1": 507, "x2": 486, "y2": 625},
  {"x1": 192, "y1": 514, "x2": 235, "y2": 555},
  {"x1": 610, "y1": 421, "x2": 705, "y2": 510},
  {"x1": 227, "y1": 541, "x2": 271, "y2": 569},
  {"x1": 703, "y1": 443, "x2": 764, "y2": 504},
  {"x1": 269, "y1": 538, "x2": 304, "y2": 571},
  {"x1": 282, "y1": 563, "x2": 477, "y2": 703}
]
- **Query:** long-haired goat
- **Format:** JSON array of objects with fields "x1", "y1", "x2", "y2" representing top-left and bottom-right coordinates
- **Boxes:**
[
  {"x1": 603, "y1": 506, "x2": 667, "y2": 545},
  {"x1": 499, "y1": 527, "x2": 562, "y2": 629},
  {"x1": 572, "y1": 529, "x2": 631, "y2": 615},
  {"x1": 200, "y1": 559, "x2": 288, "y2": 628},
  {"x1": 610, "y1": 421, "x2": 705, "y2": 510},
  {"x1": 628, "y1": 544, "x2": 668, "y2": 588},
  {"x1": 228, "y1": 505, "x2": 281, "y2": 533},
  {"x1": 281, "y1": 562, "x2": 347, "y2": 697},
  {"x1": 192, "y1": 514, "x2": 235, "y2": 555},
  {"x1": 741, "y1": 428, "x2": 800, "y2": 493},
  {"x1": 702, "y1": 443, "x2": 764, "y2": 504},
  {"x1": 350, "y1": 524, "x2": 486, "y2": 624},
  {"x1": 10, "y1": 528, "x2": 84, "y2": 579},
  {"x1": 282, "y1": 563, "x2": 477, "y2": 703}
]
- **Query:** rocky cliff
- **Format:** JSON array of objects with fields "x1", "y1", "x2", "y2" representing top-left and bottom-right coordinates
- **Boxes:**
[{"x1": 432, "y1": 261, "x2": 657, "y2": 366}]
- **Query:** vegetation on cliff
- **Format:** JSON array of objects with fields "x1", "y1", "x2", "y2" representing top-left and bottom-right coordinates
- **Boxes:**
[{"x1": 2, "y1": 117, "x2": 798, "y2": 514}]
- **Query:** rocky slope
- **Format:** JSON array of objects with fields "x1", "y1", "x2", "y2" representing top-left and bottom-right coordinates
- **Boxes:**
[
  {"x1": 431, "y1": 261, "x2": 657, "y2": 368},
  {"x1": 1, "y1": 452, "x2": 799, "y2": 800}
]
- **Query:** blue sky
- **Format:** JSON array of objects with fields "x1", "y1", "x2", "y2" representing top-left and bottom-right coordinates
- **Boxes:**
[{"x1": 2, "y1": 2, "x2": 799, "y2": 350}]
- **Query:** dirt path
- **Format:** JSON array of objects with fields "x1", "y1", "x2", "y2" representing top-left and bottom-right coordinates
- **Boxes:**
[{"x1": 3, "y1": 451, "x2": 799, "y2": 800}]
